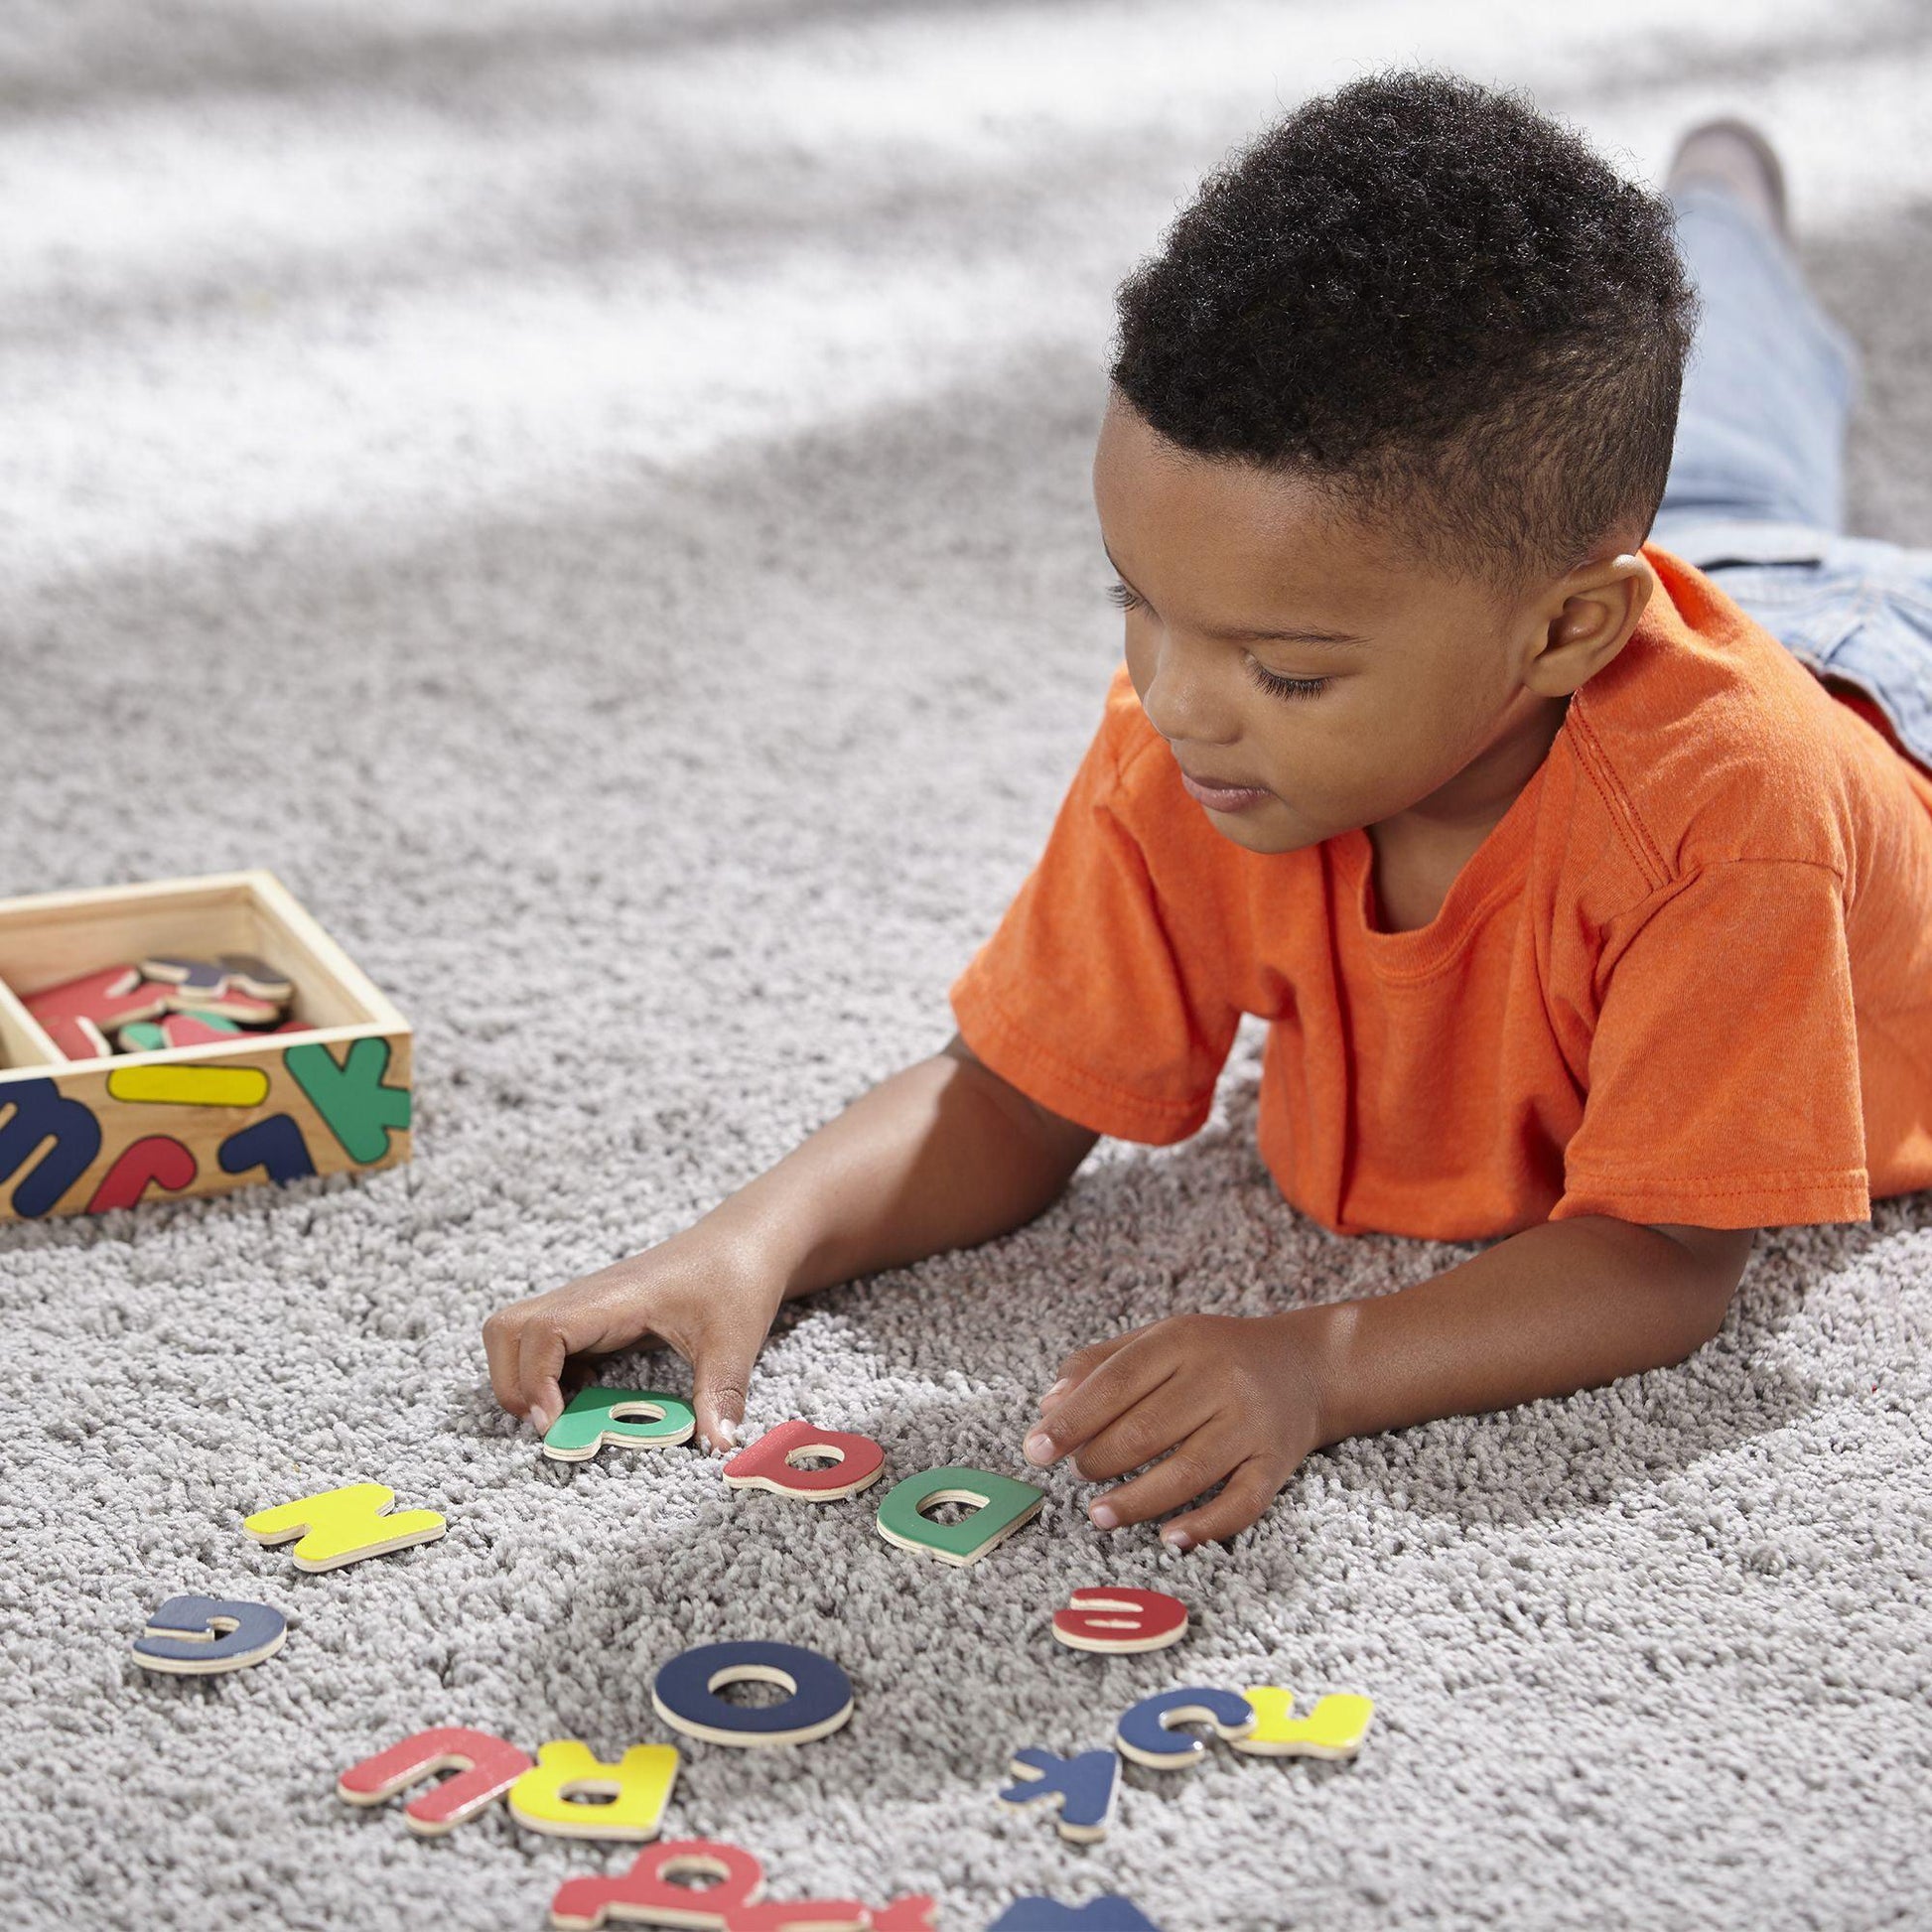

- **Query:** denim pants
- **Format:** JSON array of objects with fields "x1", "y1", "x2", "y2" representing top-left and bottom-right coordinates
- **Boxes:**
[{"x1": 1649, "y1": 185, "x2": 1932, "y2": 770}]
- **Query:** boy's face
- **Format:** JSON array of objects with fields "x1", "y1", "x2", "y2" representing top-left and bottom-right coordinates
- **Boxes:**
[{"x1": 1091, "y1": 392, "x2": 1642, "y2": 857}]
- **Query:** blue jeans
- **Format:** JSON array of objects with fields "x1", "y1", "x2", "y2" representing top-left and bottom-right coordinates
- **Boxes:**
[{"x1": 1649, "y1": 185, "x2": 1932, "y2": 770}]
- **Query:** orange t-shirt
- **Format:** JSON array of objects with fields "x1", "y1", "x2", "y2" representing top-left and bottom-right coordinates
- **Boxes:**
[{"x1": 949, "y1": 545, "x2": 1932, "y2": 1239}]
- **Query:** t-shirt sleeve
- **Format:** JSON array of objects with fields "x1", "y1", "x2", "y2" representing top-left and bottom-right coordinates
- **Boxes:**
[
  {"x1": 948, "y1": 701, "x2": 1242, "y2": 1144},
  {"x1": 1551, "y1": 858, "x2": 1871, "y2": 1228}
]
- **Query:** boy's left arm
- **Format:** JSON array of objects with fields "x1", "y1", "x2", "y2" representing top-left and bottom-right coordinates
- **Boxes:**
[{"x1": 1024, "y1": 1214, "x2": 1756, "y2": 1549}]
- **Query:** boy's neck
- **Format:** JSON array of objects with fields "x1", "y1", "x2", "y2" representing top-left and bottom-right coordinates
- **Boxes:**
[{"x1": 1364, "y1": 692, "x2": 1571, "y2": 930}]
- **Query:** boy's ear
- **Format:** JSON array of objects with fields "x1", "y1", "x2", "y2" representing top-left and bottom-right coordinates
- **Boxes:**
[{"x1": 1522, "y1": 551, "x2": 1655, "y2": 696}]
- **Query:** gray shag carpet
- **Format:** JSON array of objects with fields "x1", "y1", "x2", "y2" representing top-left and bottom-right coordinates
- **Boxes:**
[{"x1": 3, "y1": 4, "x2": 1931, "y2": 1927}]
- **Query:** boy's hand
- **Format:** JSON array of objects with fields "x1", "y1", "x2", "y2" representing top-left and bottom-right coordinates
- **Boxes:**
[
  {"x1": 482, "y1": 1231, "x2": 783, "y2": 1452},
  {"x1": 1021, "y1": 1311, "x2": 1331, "y2": 1550}
]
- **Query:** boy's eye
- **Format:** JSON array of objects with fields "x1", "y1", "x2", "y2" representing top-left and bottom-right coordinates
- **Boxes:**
[
  {"x1": 1108, "y1": 583, "x2": 1328, "y2": 701},
  {"x1": 1246, "y1": 658, "x2": 1330, "y2": 703}
]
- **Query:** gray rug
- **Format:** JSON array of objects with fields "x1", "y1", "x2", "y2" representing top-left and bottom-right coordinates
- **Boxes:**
[{"x1": 4, "y1": 4, "x2": 1931, "y2": 1927}]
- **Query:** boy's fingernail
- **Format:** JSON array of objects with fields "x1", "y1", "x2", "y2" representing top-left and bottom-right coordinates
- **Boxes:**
[
  {"x1": 714, "y1": 1418, "x2": 739, "y2": 1450},
  {"x1": 1023, "y1": 1431, "x2": 1055, "y2": 1465},
  {"x1": 1090, "y1": 1501, "x2": 1119, "y2": 1530},
  {"x1": 1043, "y1": 1378, "x2": 1070, "y2": 1403},
  {"x1": 1163, "y1": 1528, "x2": 1193, "y2": 1551},
  {"x1": 530, "y1": 1407, "x2": 555, "y2": 1437}
]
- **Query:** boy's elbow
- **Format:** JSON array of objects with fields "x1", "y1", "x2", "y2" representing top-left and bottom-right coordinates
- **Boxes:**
[
  {"x1": 940, "y1": 1032, "x2": 1101, "y2": 1177},
  {"x1": 1651, "y1": 1220, "x2": 1756, "y2": 1348}
]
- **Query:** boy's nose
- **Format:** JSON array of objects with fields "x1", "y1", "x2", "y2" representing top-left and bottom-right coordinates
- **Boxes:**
[{"x1": 1136, "y1": 640, "x2": 1237, "y2": 751}]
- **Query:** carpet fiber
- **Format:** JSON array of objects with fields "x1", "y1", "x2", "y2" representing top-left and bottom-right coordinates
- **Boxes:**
[{"x1": 4, "y1": 4, "x2": 1932, "y2": 1927}]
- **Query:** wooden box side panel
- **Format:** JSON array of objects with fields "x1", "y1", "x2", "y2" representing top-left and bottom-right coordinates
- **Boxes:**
[
  {"x1": 0, "y1": 879, "x2": 260, "y2": 1002},
  {"x1": 0, "y1": 870, "x2": 404, "y2": 1065},
  {"x1": 245, "y1": 872, "x2": 407, "y2": 1035},
  {"x1": 0, "y1": 979, "x2": 61, "y2": 1071},
  {"x1": 0, "y1": 1028, "x2": 413, "y2": 1223}
]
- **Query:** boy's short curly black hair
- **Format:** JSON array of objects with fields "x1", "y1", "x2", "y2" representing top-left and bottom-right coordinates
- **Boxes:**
[{"x1": 1107, "y1": 69, "x2": 1701, "y2": 596}]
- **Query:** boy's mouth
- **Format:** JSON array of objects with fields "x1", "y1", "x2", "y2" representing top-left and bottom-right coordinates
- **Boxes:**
[{"x1": 1176, "y1": 762, "x2": 1275, "y2": 812}]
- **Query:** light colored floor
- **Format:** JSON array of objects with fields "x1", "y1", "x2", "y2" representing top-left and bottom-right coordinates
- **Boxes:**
[{"x1": 3, "y1": 4, "x2": 1930, "y2": 1926}]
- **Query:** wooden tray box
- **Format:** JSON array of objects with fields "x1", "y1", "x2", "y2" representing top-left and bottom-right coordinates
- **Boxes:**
[{"x1": 0, "y1": 871, "x2": 412, "y2": 1224}]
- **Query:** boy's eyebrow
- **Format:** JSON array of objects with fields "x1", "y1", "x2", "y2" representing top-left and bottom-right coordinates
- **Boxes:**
[{"x1": 1103, "y1": 544, "x2": 1369, "y2": 647}]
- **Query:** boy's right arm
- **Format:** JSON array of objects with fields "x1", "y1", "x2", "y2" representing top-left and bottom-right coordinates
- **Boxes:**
[{"x1": 482, "y1": 1035, "x2": 1099, "y2": 1452}]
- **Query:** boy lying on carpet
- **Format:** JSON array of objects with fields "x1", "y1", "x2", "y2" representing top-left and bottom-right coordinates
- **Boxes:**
[{"x1": 485, "y1": 71, "x2": 1932, "y2": 1549}]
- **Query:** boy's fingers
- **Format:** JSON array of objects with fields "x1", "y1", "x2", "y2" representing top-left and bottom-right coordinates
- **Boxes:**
[
  {"x1": 1070, "y1": 1383, "x2": 1217, "y2": 1484},
  {"x1": 1044, "y1": 1329, "x2": 1144, "y2": 1405},
  {"x1": 692, "y1": 1311, "x2": 768, "y2": 1454},
  {"x1": 1086, "y1": 1421, "x2": 1240, "y2": 1529},
  {"x1": 517, "y1": 1319, "x2": 569, "y2": 1437},
  {"x1": 1026, "y1": 1341, "x2": 1173, "y2": 1466},
  {"x1": 1160, "y1": 1456, "x2": 1289, "y2": 1551},
  {"x1": 482, "y1": 1311, "x2": 526, "y2": 1418}
]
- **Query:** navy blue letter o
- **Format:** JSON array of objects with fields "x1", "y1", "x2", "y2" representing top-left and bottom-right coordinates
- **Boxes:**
[{"x1": 650, "y1": 1640, "x2": 853, "y2": 1746}]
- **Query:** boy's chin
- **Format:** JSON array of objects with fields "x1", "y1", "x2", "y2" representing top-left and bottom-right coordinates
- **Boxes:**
[{"x1": 1197, "y1": 801, "x2": 1321, "y2": 857}]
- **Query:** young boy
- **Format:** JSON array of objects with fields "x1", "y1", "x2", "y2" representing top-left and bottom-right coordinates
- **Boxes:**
[{"x1": 484, "y1": 72, "x2": 1932, "y2": 1551}]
